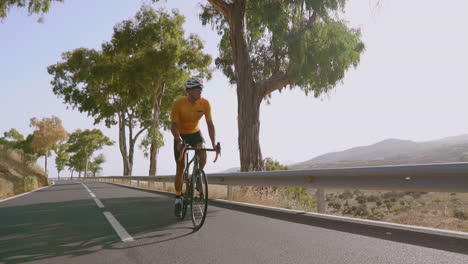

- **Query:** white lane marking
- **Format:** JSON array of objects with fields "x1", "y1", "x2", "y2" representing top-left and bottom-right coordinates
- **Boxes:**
[
  {"x1": 82, "y1": 183, "x2": 133, "y2": 242},
  {"x1": 103, "y1": 211, "x2": 134, "y2": 242},
  {"x1": 94, "y1": 198, "x2": 105, "y2": 208},
  {"x1": 0, "y1": 184, "x2": 54, "y2": 203}
]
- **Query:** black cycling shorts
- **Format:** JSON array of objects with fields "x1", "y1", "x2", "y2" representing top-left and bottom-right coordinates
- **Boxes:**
[{"x1": 174, "y1": 130, "x2": 205, "y2": 160}]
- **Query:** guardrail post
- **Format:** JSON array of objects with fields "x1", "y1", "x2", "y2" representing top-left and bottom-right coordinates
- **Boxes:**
[
  {"x1": 227, "y1": 185, "x2": 232, "y2": 200},
  {"x1": 316, "y1": 188, "x2": 326, "y2": 213}
]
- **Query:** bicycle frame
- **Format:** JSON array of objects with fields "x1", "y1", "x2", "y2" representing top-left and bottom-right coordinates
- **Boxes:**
[{"x1": 177, "y1": 142, "x2": 221, "y2": 227}]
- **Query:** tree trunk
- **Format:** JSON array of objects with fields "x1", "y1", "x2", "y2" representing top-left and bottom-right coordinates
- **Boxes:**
[
  {"x1": 230, "y1": 1, "x2": 264, "y2": 171},
  {"x1": 149, "y1": 145, "x2": 158, "y2": 176},
  {"x1": 44, "y1": 151, "x2": 48, "y2": 175},
  {"x1": 84, "y1": 151, "x2": 89, "y2": 178},
  {"x1": 70, "y1": 169, "x2": 74, "y2": 179},
  {"x1": 118, "y1": 113, "x2": 131, "y2": 176},
  {"x1": 149, "y1": 82, "x2": 165, "y2": 176},
  {"x1": 237, "y1": 88, "x2": 263, "y2": 172},
  {"x1": 78, "y1": 171, "x2": 81, "y2": 178},
  {"x1": 128, "y1": 126, "x2": 134, "y2": 177}
]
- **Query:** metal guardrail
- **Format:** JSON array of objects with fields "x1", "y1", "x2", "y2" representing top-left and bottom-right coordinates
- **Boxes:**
[{"x1": 75, "y1": 162, "x2": 468, "y2": 193}]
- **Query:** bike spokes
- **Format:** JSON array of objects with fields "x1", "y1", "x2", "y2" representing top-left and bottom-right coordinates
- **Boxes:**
[{"x1": 190, "y1": 169, "x2": 208, "y2": 229}]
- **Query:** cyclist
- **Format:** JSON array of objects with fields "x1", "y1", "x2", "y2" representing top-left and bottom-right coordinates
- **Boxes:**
[{"x1": 171, "y1": 77, "x2": 217, "y2": 217}]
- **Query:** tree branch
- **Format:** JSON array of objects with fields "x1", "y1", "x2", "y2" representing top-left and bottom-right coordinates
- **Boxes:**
[
  {"x1": 132, "y1": 127, "x2": 147, "y2": 143},
  {"x1": 257, "y1": 73, "x2": 293, "y2": 100},
  {"x1": 207, "y1": 0, "x2": 232, "y2": 18},
  {"x1": 300, "y1": 5, "x2": 320, "y2": 32}
]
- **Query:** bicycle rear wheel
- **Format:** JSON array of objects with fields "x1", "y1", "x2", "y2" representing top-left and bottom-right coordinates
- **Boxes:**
[{"x1": 190, "y1": 168, "x2": 208, "y2": 229}]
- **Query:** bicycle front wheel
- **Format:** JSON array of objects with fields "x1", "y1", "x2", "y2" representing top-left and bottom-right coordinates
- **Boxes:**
[{"x1": 190, "y1": 168, "x2": 208, "y2": 229}]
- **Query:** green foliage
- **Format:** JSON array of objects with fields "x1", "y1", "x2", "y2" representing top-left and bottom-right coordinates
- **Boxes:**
[
  {"x1": 263, "y1": 157, "x2": 288, "y2": 171},
  {"x1": 0, "y1": 0, "x2": 64, "y2": 21},
  {"x1": 200, "y1": 1, "x2": 364, "y2": 96},
  {"x1": 48, "y1": 6, "x2": 212, "y2": 175},
  {"x1": 89, "y1": 154, "x2": 106, "y2": 176},
  {"x1": 53, "y1": 142, "x2": 69, "y2": 177},
  {"x1": 282, "y1": 186, "x2": 316, "y2": 211},
  {"x1": 67, "y1": 129, "x2": 113, "y2": 174},
  {"x1": 0, "y1": 129, "x2": 39, "y2": 162},
  {"x1": 139, "y1": 127, "x2": 164, "y2": 159}
]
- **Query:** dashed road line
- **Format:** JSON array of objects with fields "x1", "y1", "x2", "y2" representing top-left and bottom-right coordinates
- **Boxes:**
[
  {"x1": 81, "y1": 183, "x2": 134, "y2": 242},
  {"x1": 94, "y1": 198, "x2": 105, "y2": 208},
  {"x1": 103, "y1": 211, "x2": 134, "y2": 242}
]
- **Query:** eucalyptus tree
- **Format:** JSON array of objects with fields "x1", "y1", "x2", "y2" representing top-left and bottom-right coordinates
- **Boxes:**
[
  {"x1": 67, "y1": 129, "x2": 113, "y2": 177},
  {"x1": 49, "y1": 46, "x2": 155, "y2": 176},
  {"x1": 107, "y1": 6, "x2": 212, "y2": 175},
  {"x1": 49, "y1": 6, "x2": 211, "y2": 176},
  {"x1": 199, "y1": 0, "x2": 365, "y2": 171},
  {"x1": 53, "y1": 142, "x2": 69, "y2": 179},
  {"x1": 68, "y1": 151, "x2": 85, "y2": 178}
]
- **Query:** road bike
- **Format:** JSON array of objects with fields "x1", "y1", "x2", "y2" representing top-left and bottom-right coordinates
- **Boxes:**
[{"x1": 176, "y1": 142, "x2": 221, "y2": 230}]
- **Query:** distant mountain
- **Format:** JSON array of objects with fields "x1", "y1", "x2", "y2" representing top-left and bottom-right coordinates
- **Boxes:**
[
  {"x1": 290, "y1": 134, "x2": 468, "y2": 170},
  {"x1": 220, "y1": 167, "x2": 240, "y2": 173}
]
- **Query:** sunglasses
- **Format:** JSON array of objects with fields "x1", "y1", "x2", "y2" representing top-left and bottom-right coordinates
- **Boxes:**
[{"x1": 187, "y1": 86, "x2": 203, "y2": 90}]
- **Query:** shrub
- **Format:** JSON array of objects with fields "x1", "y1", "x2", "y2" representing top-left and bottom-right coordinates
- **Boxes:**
[
  {"x1": 353, "y1": 204, "x2": 369, "y2": 217},
  {"x1": 385, "y1": 201, "x2": 393, "y2": 210},
  {"x1": 367, "y1": 195, "x2": 379, "y2": 202},
  {"x1": 341, "y1": 190, "x2": 354, "y2": 200},
  {"x1": 453, "y1": 210, "x2": 467, "y2": 220}
]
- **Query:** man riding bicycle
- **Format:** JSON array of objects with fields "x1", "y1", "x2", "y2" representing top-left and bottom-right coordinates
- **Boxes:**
[{"x1": 171, "y1": 77, "x2": 217, "y2": 217}]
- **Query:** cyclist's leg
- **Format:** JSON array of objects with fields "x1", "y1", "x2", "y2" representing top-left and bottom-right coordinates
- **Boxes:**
[
  {"x1": 175, "y1": 159, "x2": 185, "y2": 195},
  {"x1": 173, "y1": 139, "x2": 186, "y2": 217},
  {"x1": 173, "y1": 138, "x2": 186, "y2": 195},
  {"x1": 195, "y1": 142, "x2": 207, "y2": 169}
]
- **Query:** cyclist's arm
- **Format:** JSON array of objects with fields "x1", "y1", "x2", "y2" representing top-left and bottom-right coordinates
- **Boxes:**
[
  {"x1": 206, "y1": 119, "x2": 216, "y2": 149},
  {"x1": 171, "y1": 122, "x2": 183, "y2": 144}
]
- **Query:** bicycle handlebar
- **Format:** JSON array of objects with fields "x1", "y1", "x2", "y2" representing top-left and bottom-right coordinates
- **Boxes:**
[{"x1": 178, "y1": 142, "x2": 221, "y2": 163}]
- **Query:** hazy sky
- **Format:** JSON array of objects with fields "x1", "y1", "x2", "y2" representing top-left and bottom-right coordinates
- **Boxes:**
[{"x1": 1, "y1": 0, "x2": 467, "y2": 177}]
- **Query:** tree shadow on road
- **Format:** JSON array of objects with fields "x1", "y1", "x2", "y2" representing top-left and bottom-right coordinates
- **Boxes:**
[{"x1": 0, "y1": 195, "x2": 196, "y2": 264}]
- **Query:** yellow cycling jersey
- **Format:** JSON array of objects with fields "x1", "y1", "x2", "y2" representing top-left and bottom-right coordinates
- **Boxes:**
[{"x1": 171, "y1": 96, "x2": 212, "y2": 134}]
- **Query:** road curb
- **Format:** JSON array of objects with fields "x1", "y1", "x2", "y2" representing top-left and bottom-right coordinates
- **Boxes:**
[
  {"x1": 210, "y1": 198, "x2": 468, "y2": 240},
  {"x1": 87, "y1": 180, "x2": 468, "y2": 240},
  {"x1": 0, "y1": 182, "x2": 55, "y2": 203}
]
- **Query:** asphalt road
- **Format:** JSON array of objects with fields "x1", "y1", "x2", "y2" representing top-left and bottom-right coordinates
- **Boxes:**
[{"x1": 1, "y1": 181, "x2": 467, "y2": 264}]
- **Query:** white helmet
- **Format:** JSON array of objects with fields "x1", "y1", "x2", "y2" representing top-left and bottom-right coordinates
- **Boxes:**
[{"x1": 184, "y1": 77, "x2": 204, "y2": 89}]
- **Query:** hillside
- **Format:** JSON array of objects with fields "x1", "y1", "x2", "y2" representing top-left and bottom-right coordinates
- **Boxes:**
[
  {"x1": 290, "y1": 134, "x2": 468, "y2": 169},
  {"x1": 0, "y1": 145, "x2": 49, "y2": 199}
]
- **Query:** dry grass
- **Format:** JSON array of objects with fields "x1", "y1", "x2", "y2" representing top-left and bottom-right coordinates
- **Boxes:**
[
  {"x1": 325, "y1": 189, "x2": 468, "y2": 232},
  {"x1": 0, "y1": 145, "x2": 49, "y2": 199}
]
